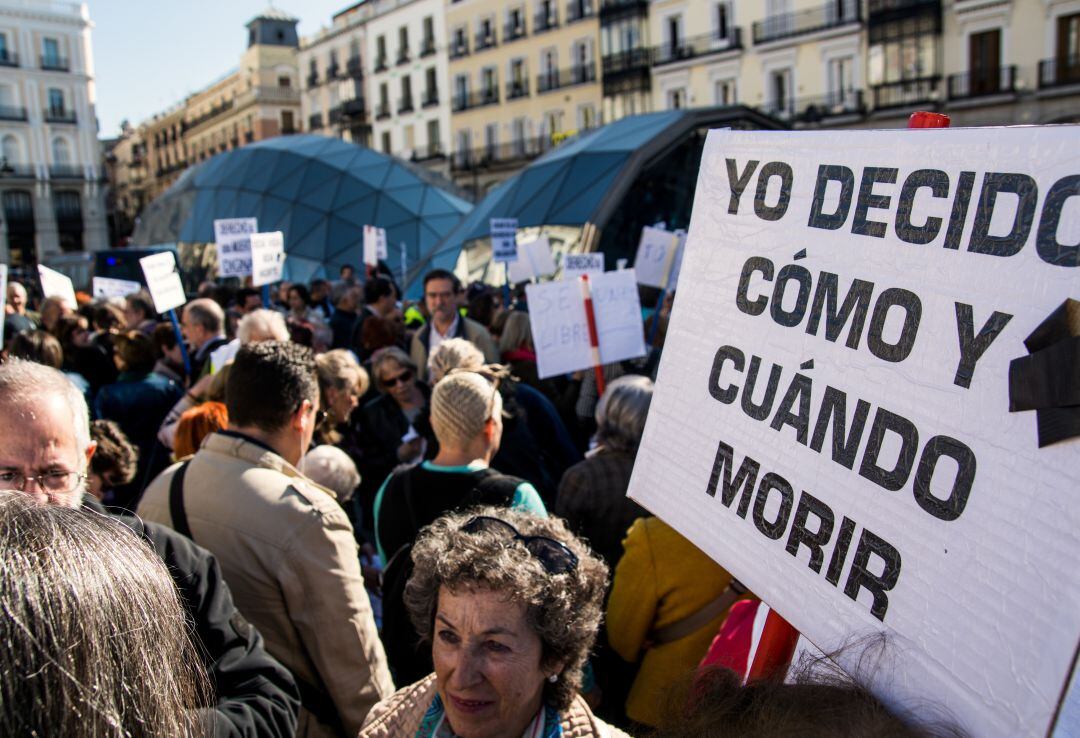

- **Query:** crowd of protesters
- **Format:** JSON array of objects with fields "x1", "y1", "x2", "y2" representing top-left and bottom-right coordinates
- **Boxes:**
[{"x1": 0, "y1": 265, "x2": 962, "y2": 737}]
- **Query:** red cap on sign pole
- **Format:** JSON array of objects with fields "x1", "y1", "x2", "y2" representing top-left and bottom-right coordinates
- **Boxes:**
[{"x1": 908, "y1": 111, "x2": 951, "y2": 128}]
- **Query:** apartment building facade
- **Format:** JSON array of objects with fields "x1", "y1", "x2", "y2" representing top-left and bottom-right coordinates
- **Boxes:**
[
  {"x1": 446, "y1": 0, "x2": 603, "y2": 195},
  {"x1": 0, "y1": 0, "x2": 106, "y2": 265},
  {"x1": 298, "y1": 3, "x2": 370, "y2": 146}
]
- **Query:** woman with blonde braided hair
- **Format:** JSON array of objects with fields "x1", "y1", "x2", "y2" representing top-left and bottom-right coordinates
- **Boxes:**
[{"x1": 374, "y1": 368, "x2": 548, "y2": 686}]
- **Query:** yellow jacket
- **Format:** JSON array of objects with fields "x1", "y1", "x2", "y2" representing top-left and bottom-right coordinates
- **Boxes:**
[{"x1": 605, "y1": 517, "x2": 733, "y2": 727}]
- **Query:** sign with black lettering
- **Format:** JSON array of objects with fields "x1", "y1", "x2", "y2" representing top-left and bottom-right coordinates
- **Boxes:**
[
  {"x1": 214, "y1": 218, "x2": 257, "y2": 278},
  {"x1": 490, "y1": 218, "x2": 519, "y2": 263},
  {"x1": 250, "y1": 231, "x2": 285, "y2": 287},
  {"x1": 139, "y1": 251, "x2": 186, "y2": 314},
  {"x1": 628, "y1": 127, "x2": 1080, "y2": 738}
]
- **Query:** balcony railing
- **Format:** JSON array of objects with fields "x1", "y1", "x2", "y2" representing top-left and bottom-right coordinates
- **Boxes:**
[
  {"x1": 309, "y1": 113, "x2": 324, "y2": 130},
  {"x1": 534, "y1": 9, "x2": 559, "y2": 33},
  {"x1": 328, "y1": 106, "x2": 344, "y2": 126},
  {"x1": 506, "y1": 80, "x2": 530, "y2": 99},
  {"x1": 566, "y1": 0, "x2": 594, "y2": 22},
  {"x1": 870, "y1": 76, "x2": 940, "y2": 109},
  {"x1": 1038, "y1": 57, "x2": 1080, "y2": 89},
  {"x1": 753, "y1": 0, "x2": 861, "y2": 44},
  {"x1": 375, "y1": 103, "x2": 391, "y2": 120},
  {"x1": 452, "y1": 88, "x2": 501, "y2": 112},
  {"x1": 599, "y1": 0, "x2": 648, "y2": 17},
  {"x1": 50, "y1": 164, "x2": 83, "y2": 179},
  {"x1": 0, "y1": 50, "x2": 17, "y2": 67},
  {"x1": 602, "y1": 48, "x2": 652, "y2": 75},
  {"x1": 475, "y1": 31, "x2": 497, "y2": 51},
  {"x1": 421, "y1": 37, "x2": 437, "y2": 57},
  {"x1": 44, "y1": 108, "x2": 77, "y2": 124},
  {"x1": 449, "y1": 39, "x2": 470, "y2": 59},
  {"x1": 374, "y1": 56, "x2": 388, "y2": 72},
  {"x1": 537, "y1": 64, "x2": 597, "y2": 93},
  {"x1": 184, "y1": 100, "x2": 233, "y2": 131},
  {"x1": 762, "y1": 90, "x2": 866, "y2": 123},
  {"x1": 450, "y1": 135, "x2": 557, "y2": 172},
  {"x1": 504, "y1": 21, "x2": 527, "y2": 41},
  {"x1": 422, "y1": 89, "x2": 439, "y2": 107},
  {"x1": 0, "y1": 105, "x2": 27, "y2": 121},
  {"x1": 948, "y1": 65, "x2": 1016, "y2": 99},
  {"x1": 307, "y1": 71, "x2": 319, "y2": 87},
  {"x1": 654, "y1": 28, "x2": 742, "y2": 66},
  {"x1": 396, "y1": 48, "x2": 411, "y2": 65},
  {"x1": 0, "y1": 162, "x2": 36, "y2": 178},
  {"x1": 342, "y1": 97, "x2": 366, "y2": 116},
  {"x1": 40, "y1": 55, "x2": 69, "y2": 71},
  {"x1": 411, "y1": 142, "x2": 445, "y2": 161},
  {"x1": 347, "y1": 56, "x2": 363, "y2": 77},
  {"x1": 327, "y1": 63, "x2": 340, "y2": 79},
  {"x1": 868, "y1": 0, "x2": 940, "y2": 13},
  {"x1": 397, "y1": 96, "x2": 414, "y2": 114}
]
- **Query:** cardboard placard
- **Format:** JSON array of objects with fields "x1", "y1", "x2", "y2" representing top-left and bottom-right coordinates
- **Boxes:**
[
  {"x1": 627, "y1": 127, "x2": 1080, "y2": 738},
  {"x1": 508, "y1": 236, "x2": 557, "y2": 284},
  {"x1": 563, "y1": 252, "x2": 605, "y2": 278},
  {"x1": 634, "y1": 226, "x2": 685, "y2": 289},
  {"x1": 214, "y1": 217, "x2": 258, "y2": 278},
  {"x1": 250, "y1": 231, "x2": 285, "y2": 287},
  {"x1": 37, "y1": 265, "x2": 77, "y2": 308},
  {"x1": 92, "y1": 277, "x2": 142, "y2": 299},
  {"x1": 490, "y1": 218, "x2": 520, "y2": 263},
  {"x1": 139, "y1": 251, "x2": 186, "y2": 314},
  {"x1": 526, "y1": 269, "x2": 646, "y2": 379},
  {"x1": 363, "y1": 225, "x2": 387, "y2": 267}
]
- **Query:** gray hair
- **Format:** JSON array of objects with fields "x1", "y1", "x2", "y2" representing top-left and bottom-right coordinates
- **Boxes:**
[
  {"x1": 0, "y1": 359, "x2": 91, "y2": 462},
  {"x1": 428, "y1": 337, "x2": 484, "y2": 383},
  {"x1": 237, "y1": 309, "x2": 289, "y2": 344},
  {"x1": 594, "y1": 374, "x2": 654, "y2": 454},
  {"x1": 498, "y1": 311, "x2": 534, "y2": 354},
  {"x1": 184, "y1": 298, "x2": 225, "y2": 336},
  {"x1": 300, "y1": 446, "x2": 360, "y2": 501},
  {"x1": 0, "y1": 490, "x2": 209, "y2": 736},
  {"x1": 371, "y1": 346, "x2": 417, "y2": 392}
]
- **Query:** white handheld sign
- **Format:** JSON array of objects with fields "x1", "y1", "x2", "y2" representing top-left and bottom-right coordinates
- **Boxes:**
[
  {"x1": 37, "y1": 265, "x2": 77, "y2": 308},
  {"x1": 92, "y1": 277, "x2": 142, "y2": 299},
  {"x1": 138, "y1": 251, "x2": 186, "y2": 314},
  {"x1": 627, "y1": 126, "x2": 1080, "y2": 738},
  {"x1": 250, "y1": 231, "x2": 285, "y2": 287},
  {"x1": 563, "y1": 252, "x2": 605, "y2": 279},
  {"x1": 526, "y1": 268, "x2": 646, "y2": 379},
  {"x1": 490, "y1": 218, "x2": 520, "y2": 263},
  {"x1": 634, "y1": 226, "x2": 684, "y2": 289},
  {"x1": 508, "y1": 236, "x2": 557, "y2": 284},
  {"x1": 214, "y1": 218, "x2": 258, "y2": 278},
  {"x1": 363, "y1": 225, "x2": 387, "y2": 267}
]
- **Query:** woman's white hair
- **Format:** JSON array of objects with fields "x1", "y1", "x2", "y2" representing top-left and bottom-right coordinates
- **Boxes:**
[
  {"x1": 300, "y1": 445, "x2": 360, "y2": 500},
  {"x1": 237, "y1": 309, "x2": 290, "y2": 344},
  {"x1": 0, "y1": 360, "x2": 91, "y2": 462}
]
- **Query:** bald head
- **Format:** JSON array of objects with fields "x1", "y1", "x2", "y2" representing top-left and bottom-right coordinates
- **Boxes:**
[{"x1": 6, "y1": 282, "x2": 27, "y2": 314}]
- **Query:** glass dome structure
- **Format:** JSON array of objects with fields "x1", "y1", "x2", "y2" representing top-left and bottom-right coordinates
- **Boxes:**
[{"x1": 132, "y1": 135, "x2": 472, "y2": 284}]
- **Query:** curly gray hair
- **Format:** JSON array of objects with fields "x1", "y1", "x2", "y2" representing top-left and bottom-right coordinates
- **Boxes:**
[{"x1": 405, "y1": 506, "x2": 609, "y2": 711}]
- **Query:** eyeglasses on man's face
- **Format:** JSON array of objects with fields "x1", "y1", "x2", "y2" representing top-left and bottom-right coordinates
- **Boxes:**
[
  {"x1": 382, "y1": 369, "x2": 413, "y2": 388},
  {"x1": 0, "y1": 470, "x2": 86, "y2": 494}
]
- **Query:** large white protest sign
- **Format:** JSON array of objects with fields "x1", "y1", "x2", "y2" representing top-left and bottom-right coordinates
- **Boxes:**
[
  {"x1": 508, "y1": 236, "x2": 557, "y2": 284},
  {"x1": 37, "y1": 265, "x2": 77, "y2": 308},
  {"x1": 563, "y1": 252, "x2": 604, "y2": 279},
  {"x1": 490, "y1": 218, "x2": 519, "y2": 263},
  {"x1": 250, "y1": 231, "x2": 285, "y2": 287},
  {"x1": 214, "y1": 218, "x2": 258, "y2": 278},
  {"x1": 363, "y1": 225, "x2": 388, "y2": 267},
  {"x1": 634, "y1": 226, "x2": 685, "y2": 289},
  {"x1": 628, "y1": 127, "x2": 1080, "y2": 738},
  {"x1": 526, "y1": 269, "x2": 646, "y2": 378},
  {"x1": 139, "y1": 251, "x2": 186, "y2": 314},
  {"x1": 92, "y1": 277, "x2": 142, "y2": 299}
]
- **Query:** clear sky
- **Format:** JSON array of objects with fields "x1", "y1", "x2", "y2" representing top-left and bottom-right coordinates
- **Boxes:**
[{"x1": 89, "y1": 0, "x2": 350, "y2": 139}]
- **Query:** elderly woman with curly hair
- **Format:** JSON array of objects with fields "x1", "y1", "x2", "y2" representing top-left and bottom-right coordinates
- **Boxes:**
[{"x1": 361, "y1": 506, "x2": 627, "y2": 738}]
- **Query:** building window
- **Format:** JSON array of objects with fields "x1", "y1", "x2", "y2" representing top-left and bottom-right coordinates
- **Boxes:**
[
  {"x1": 427, "y1": 119, "x2": 441, "y2": 152},
  {"x1": 716, "y1": 3, "x2": 730, "y2": 40},
  {"x1": 425, "y1": 67, "x2": 438, "y2": 104},
  {"x1": 827, "y1": 56, "x2": 854, "y2": 106},
  {"x1": 455, "y1": 74, "x2": 468, "y2": 107},
  {"x1": 666, "y1": 15, "x2": 682, "y2": 56},
  {"x1": 381, "y1": 131, "x2": 392, "y2": 153},
  {"x1": 666, "y1": 88, "x2": 686, "y2": 110},
  {"x1": 968, "y1": 29, "x2": 1001, "y2": 95},
  {"x1": 422, "y1": 16, "x2": 436, "y2": 54},
  {"x1": 0, "y1": 32, "x2": 9, "y2": 63},
  {"x1": 398, "y1": 26, "x2": 410, "y2": 63},
  {"x1": 510, "y1": 58, "x2": 527, "y2": 96},
  {"x1": 482, "y1": 67, "x2": 498, "y2": 100},
  {"x1": 577, "y1": 104, "x2": 596, "y2": 129},
  {"x1": 714, "y1": 78, "x2": 736, "y2": 105},
  {"x1": 47, "y1": 88, "x2": 65, "y2": 116},
  {"x1": 769, "y1": 68, "x2": 792, "y2": 116},
  {"x1": 400, "y1": 75, "x2": 413, "y2": 111},
  {"x1": 43, "y1": 37, "x2": 60, "y2": 66},
  {"x1": 2, "y1": 134, "x2": 21, "y2": 164},
  {"x1": 281, "y1": 111, "x2": 295, "y2": 133},
  {"x1": 508, "y1": 7, "x2": 525, "y2": 38},
  {"x1": 278, "y1": 75, "x2": 291, "y2": 87},
  {"x1": 376, "y1": 35, "x2": 387, "y2": 69},
  {"x1": 456, "y1": 128, "x2": 472, "y2": 167}
]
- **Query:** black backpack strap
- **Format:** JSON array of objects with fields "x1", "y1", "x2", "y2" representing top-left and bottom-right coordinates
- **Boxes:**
[{"x1": 169, "y1": 461, "x2": 193, "y2": 541}]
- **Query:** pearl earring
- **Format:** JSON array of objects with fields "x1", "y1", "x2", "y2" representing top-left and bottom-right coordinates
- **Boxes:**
[{"x1": 547, "y1": 674, "x2": 558, "y2": 683}]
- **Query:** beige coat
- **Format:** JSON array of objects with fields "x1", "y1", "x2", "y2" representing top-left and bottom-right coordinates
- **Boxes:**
[
  {"x1": 360, "y1": 674, "x2": 630, "y2": 738},
  {"x1": 138, "y1": 432, "x2": 394, "y2": 738},
  {"x1": 410, "y1": 315, "x2": 500, "y2": 381}
]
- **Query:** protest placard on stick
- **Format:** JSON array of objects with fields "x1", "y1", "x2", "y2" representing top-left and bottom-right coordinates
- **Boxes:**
[
  {"x1": 627, "y1": 126, "x2": 1080, "y2": 738},
  {"x1": 490, "y1": 218, "x2": 519, "y2": 263},
  {"x1": 92, "y1": 277, "x2": 142, "y2": 299},
  {"x1": 508, "y1": 236, "x2": 557, "y2": 284},
  {"x1": 139, "y1": 250, "x2": 189, "y2": 373},
  {"x1": 37, "y1": 265, "x2": 77, "y2": 308},
  {"x1": 214, "y1": 218, "x2": 258, "y2": 278},
  {"x1": 250, "y1": 232, "x2": 285, "y2": 288},
  {"x1": 563, "y1": 252, "x2": 604, "y2": 279}
]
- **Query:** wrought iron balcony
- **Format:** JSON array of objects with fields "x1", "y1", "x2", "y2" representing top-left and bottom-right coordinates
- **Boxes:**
[
  {"x1": 375, "y1": 103, "x2": 391, "y2": 120},
  {"x1": 307, "y1": 71, "x2": 320, "y2": 87},
  {"x1": 504, "y1": 21, "x2": 527, "y2": 41},
  {"x1": 183, "y1": 100, "x2": 233, "y2": 132},
  {"x1": 422, "y1": 89, "x2": 439, "y2": 108},
  {"x1": 40, "y1": 55, "x2": 69, "y2": 71},
  {"x1": 411, "y1": 142, "x2": 445, "y2": 161},
  {"x1": 451, "y1": 88, "x2": 500, "y2": 112},
  {"x1": 449, "y1": 39, "x2": 470, "y2": 59},
  {"x1": 475, "y1": 31, "x2": 497, "y2": 51},
  {"x1": 0, "y1": 50, "x2": 17, "y2": 67},
  {"x1": 537, "y1": 64, "x2": 596, "y2": 94},
  {"x1": 50, "y1": 164, "x2": 83, "y2": 179},
  {"x1": 599, "y1": 0, "x2": 648, "y2": 19},
  {"x1": 654, "y1": 28, "x2": 742, "y2": 66},
  {"x1": 506, "y1": 80, "x2": 530, "y2": 99},
  {"x1": 1038, "y1": 57, "x2": 1080, "y2": 89},
  {"x1": 44, "y1": 108, "x2": 77, "y2": 124},
  {"x1": 449, "y1": 135, "x2": 557, "y2": 173},
  {"x1": 870, "y1": 76, "x2": 941, "y2": 109},
  {"x1": 347, "y1": 56, "x2": 363, "y2": 77},
  {"x1": 421, "y1": 37, "x2": 437, "y2": 57},
  {"x1": 0, "y1": 105, "x2": 28, "y2": 121},
  {"x1": 397, "y1": 96, "x2": 414, "y2": 114},
  {"x1": 753, "y1": 0, "x2": 861, "y2": 45},
  {"x1": 374, "y1": 56, "x2": 388, "y2": 72},
  {"x1": 782, "y1": 90, "x2": 867, "y2": 123},
  {"x1": 0, "y1": 161, "x2": 35, "y2": 178},
  {"x1": 343, "y1": 97, "x2": 367, "y2": 116},
  {"x1": 327, "y1": 63, "x2": 340, "y2": 79},
  {"x1": 566, "y1": 0, "x2": 594, "y2": 22},
  {"x1": 328, "y1": 106, "x2": 344, "y2": 126},
  {"x1": 948, "y1": 65, "x2": 1016, "y2": 99},
  {"x1": 396, "y1": 48, "x2": 411, "y2": 65},
  {"x1": 534, "y1": 8, "x2": 559, "y2": 33}
]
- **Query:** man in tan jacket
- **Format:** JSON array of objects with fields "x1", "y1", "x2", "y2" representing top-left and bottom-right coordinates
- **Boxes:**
[{"x1": 138, "y1": 341, "x2": 394, "y2": 737}]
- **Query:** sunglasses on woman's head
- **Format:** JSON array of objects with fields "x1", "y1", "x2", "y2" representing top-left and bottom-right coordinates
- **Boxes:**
[
  {"x1": 382, "y1": 370, "x2": 413, "y2": 387},
  {"x1": 461, "y1": 515, "x2": 578, "y2": 574}
]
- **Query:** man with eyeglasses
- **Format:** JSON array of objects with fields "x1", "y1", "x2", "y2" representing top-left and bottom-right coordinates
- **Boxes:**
[
  {"x1": 0, "y1": 358, "x2": 300, "y2": 737},
  {"x1": 138, "y1": 340, "x2": 394, "y2": 738},
  {"x1": 410, "y1": 269, "x2": 499, "y2": 380}
]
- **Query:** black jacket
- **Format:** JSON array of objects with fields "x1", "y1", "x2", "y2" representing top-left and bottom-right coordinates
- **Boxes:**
[{"x1": 82, "y1": 495, "x2": 300, "y2": 738}]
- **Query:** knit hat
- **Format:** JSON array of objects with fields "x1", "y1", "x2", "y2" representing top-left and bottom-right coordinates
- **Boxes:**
[{"x1": 430, "y1": 371, "x2": 502, "y2": 449}]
